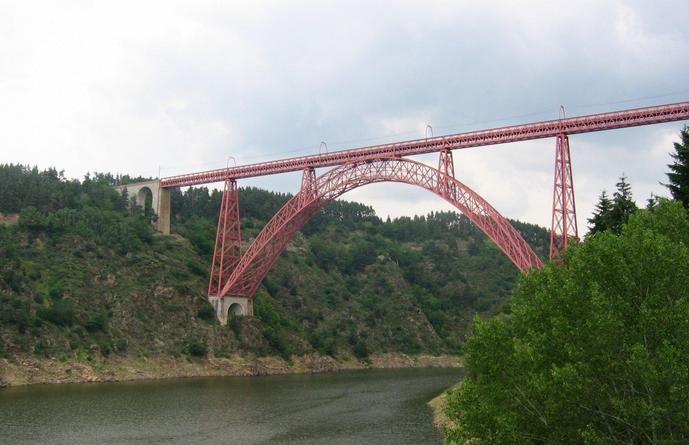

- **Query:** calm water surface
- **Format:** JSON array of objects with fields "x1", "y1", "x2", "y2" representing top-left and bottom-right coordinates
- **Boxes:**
[{"x1": 0, "y1": 367, "x2": 463, "y2": 444}]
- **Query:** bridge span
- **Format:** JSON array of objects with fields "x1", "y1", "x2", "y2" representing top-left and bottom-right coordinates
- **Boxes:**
[
  {"x1": 160, "y1": 101, "x2": 689, "y2": 186},
  {"x1": 116, "y1": 101, "x2": 689, "y2": 323}
]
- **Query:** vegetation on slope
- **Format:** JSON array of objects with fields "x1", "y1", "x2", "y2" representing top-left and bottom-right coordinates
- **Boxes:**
[{"x1": 0, "y1": 164, "x2": 549, "y2": 364}]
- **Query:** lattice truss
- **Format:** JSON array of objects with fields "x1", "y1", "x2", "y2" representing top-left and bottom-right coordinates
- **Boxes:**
[
  {"x1": 212, "y1": 154, "x2": 543, "y2": 298},
  {"x1": 208, "y1": 179, "x2": 241, "y2": 296},
  {"x1": 164, "y1": 101, "x2": 689, "y2": 300},
  {"x1": 550, "y1": 134, "x2": 579, "y2": 260}
]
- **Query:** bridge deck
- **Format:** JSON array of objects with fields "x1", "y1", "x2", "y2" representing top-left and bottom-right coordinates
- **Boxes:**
[{"x1": 160, "y1": 101, "x2": 689, "y2": 188}]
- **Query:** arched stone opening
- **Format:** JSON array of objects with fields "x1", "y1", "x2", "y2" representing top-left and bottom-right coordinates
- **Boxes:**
[
  {"x1": 206, "y1": 296, "x2": 253, "y2": 323},
  {"x1": 113, "y1": 180, "x2": 171, "y2": 235},
  {"x1": 228, "y1": 302, "x2": 244, "y2": 317},
  {"x1": 136, "y1": 187, "x2": 154, "y2": 218}
]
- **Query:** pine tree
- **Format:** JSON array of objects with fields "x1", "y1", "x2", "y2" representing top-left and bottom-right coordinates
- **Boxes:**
[
  {"x1": 610, "y1": 174, "x2": 637, "y2": 234},
  {"x1": 588, "y1": 175, "x2": 638, "y2": 236},
  {"x1": 587, "y1": 190, "x2": 613, "y2": 236},
  {"x1": 646, "y1": 193, "x2": 660, "y2": 209},
  {"x1": 665, "y1": 126, "x2": 689, "y2": 209}
]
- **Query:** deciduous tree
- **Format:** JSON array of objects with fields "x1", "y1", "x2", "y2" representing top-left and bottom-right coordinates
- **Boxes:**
[{"x1": 445, "y1": 200, "x2": 689, "y2": 444}]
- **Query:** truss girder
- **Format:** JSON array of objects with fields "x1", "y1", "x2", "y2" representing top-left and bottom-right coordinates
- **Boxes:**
[
  {"x1": 161, "y1": 101, "x2": 689, "y2": 187},
  {"x1": 218, "y1": 157, "x2": 543, "y2": 298}
]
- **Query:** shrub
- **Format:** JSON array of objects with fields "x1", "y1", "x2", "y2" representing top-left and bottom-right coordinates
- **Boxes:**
[
  {"x1": 48, "y1": 283, "x2": 63, "y2": 300},
  {"x1": 196, "y1": 305, "x2": 216, "y2": 322},
  {"x1": 114, "y1": 338, "x2": 128, "y2": 353},
  {"x1": 353, "y1": 339, "x2": 369, "y2": 359},
  {"x1": 262, "y1": 326, "x2": 292, "y2": 360},
  {"x1": 84, "y1": 314, "x2": 108, "y2": 333},
  {"x1": 186, "y1": 340, "x2": 207, "y2": 357},
  {"x1": 37, "y1": 300, "x2": 75, "y2": 326},
  {"x1": 0, "y1": 296, "x2": 31, "y2": 331},
  {"x1": 186, "y1": 260, "x2": 206, "y2": 277}
]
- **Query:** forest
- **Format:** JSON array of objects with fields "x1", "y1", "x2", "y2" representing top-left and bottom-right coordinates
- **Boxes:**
[{"x1": 0, "y1": 163, "x2": 548, "y2": 362}]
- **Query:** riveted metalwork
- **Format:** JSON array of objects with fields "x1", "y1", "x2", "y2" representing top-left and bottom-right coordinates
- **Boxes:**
[
  {"x1": 550, "y1": 135, "x2": 578, "y2": 260},
  {"x1": 218, "y1": 157, "x2": 543, "y2": 298},
  {"x1": 208, "y1": 179, "x2": 241, "y2": 296},
  {"x1": 152, "y1": 101, "x2": 689, "y2": 300},
  {"x1": 161, "y1": 101, "x2": 689, "y2": 188}
]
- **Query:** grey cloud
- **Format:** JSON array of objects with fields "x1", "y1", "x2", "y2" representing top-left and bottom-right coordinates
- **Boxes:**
[{"x1": 1, "y1": 0, "x2": 689, "y2": 229}]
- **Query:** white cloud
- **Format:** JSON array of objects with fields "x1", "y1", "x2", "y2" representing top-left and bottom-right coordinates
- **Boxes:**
[{"x1": 1, "y1": 0, "x2": 688, "y2": 231}]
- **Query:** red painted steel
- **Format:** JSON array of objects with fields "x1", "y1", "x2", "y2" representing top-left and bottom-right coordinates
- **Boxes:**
[
  {"x1": 437, "y1": 149, "x2": 455, "y2": 197},
  {"x1": 298, "y1": 167, "x2": 317, "y2": 207},
  {"x1": 207, "y1": 179, "x2": 242, "y2": 296},
  {"x1": 160, "y1": 101, "x2": 689, "y2": 188},
  {"x1": 219, "y1": 156, "x2": 543, "y2": 298},
  {"x1": 150, "y1": 100, "x2": 689, "y2": 301},
  {"x1": 550, "y1": 135, "x2": 579, "y2": 260}
]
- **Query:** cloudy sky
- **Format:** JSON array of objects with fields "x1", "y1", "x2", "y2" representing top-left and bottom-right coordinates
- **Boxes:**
[{"x1": 2, "y1": 0, "x2": 689, "y2": 230}]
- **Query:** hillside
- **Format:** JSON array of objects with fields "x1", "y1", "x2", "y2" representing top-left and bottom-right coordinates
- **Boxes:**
[{"x1": 0, "y1": 164, "x2": 549, "y2": 366}]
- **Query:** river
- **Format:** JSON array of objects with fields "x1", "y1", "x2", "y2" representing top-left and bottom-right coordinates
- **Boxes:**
[{"x1": 0, "y1": 367, "x2": 463, "y2": 444}]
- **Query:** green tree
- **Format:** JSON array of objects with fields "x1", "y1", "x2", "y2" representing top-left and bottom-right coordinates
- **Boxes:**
[
  {"x1": 586, "y1": 190, "x2": 613, "y2": 236},
  {"x1": 609, "y1": 174, "x2": 638, "y2": 233},
  {"x1": 18, "y1": 206, "x2": 46, "y2": 231},
  {"x1": 445, "y1": 200, "x2": 689, "y2": 444},
  {"x1": 589, "y1": 175, "x2": 638, "y2": 236},
  {"x1": 665, "y1": 126, "x2": 689, "y2": 208}
]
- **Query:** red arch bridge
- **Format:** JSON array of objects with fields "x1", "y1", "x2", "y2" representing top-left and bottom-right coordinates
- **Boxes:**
[{"x1": 123, "y1": 101, "x2": 689, "y2": 322}]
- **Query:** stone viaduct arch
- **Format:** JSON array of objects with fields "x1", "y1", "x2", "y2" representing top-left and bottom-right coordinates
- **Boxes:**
[
  {"x1": 114, "y1": 180, "x2": 171, "y2": 234},
  {"x1": 218, "y1": 156, "x2": 543, "y2": 301}
]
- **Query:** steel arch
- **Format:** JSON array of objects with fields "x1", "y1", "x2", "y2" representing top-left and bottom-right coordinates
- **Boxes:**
[{"x1": 220, "y1": 157, "x2": 543, "y2": 298}]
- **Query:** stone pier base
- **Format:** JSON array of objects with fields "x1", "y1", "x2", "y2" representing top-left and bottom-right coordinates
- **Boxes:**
[{"x1": 207, "y1": 296, "x2": 254, "y2": 325}]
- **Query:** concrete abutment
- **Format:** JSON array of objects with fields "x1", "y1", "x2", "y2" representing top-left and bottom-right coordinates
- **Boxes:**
[{"x1": 207, "y1": 296, "x2": 254, "y2": 324}]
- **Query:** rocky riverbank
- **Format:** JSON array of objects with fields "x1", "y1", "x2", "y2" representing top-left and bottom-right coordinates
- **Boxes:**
[
  {"x1": 0, "y1": 353, "x2": 460, "y2": 387},
  {"x1": 428, "y1": 379, "x2": 462, "y2": 441}
]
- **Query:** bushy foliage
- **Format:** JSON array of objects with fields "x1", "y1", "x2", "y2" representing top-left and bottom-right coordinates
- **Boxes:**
[
  {"x1": 37, "y1": 300, "x2": 75, "y2": 326},
  {"x1": 0, "y1": 295, "x2": 31, "y2": 331},
  {"x1": 0, "y1": 164, "x2": 154, "y2": 254},
  {"x1": 84, "y1": 314, "x2": 109, "y2": 333},
  {"x1": 19, "y1": 207, "x2": 153, "y2": 253},
  {"x1": 196, "y1": 305, "x2": 216, "y2": 322},
  {"x1": 0, "y1": 163, "x2": 551, "y2": 361},
  {"x1": 445, "y1": 200, "x2": 689, "y2": 444},
  {"x1": 0, "y1": 164, "x2": 127, "y2": 214},
  {"x1": 186, "y1": 340, "x2": 208, "y2": 357},
  {"x1": 254, "y1": 293, "x2": 295, "y2": 359}
]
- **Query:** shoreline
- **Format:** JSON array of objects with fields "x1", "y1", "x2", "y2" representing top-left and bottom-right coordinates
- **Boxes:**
[
  {"x1": 0, "y1": 353, "x2": 461, "y2": 388},
  {"x1": 428, "y1": 380, "x2": 462, "y2": 440}
]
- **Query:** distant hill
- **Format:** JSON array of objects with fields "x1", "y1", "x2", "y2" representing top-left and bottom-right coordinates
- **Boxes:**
[{"x1": 0, "y1": 164, "x2": 549, "y2": 362}]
